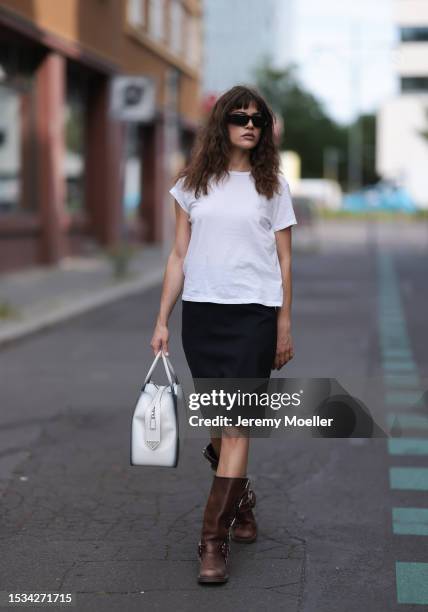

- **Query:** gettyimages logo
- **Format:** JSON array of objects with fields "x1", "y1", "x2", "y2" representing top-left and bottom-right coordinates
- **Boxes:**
[
  {"x1": 177, "y1": 377, "x2": 411, "y2": 439},
  {"x1": 187, "y1": 388, "x2": 303, "y2": 411}
]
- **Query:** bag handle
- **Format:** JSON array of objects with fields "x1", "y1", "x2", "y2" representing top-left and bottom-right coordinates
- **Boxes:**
[
  {"x1": 143, "y1": 350, "x2": 176, "y2": 387},
  {"x1": 164, "y1": 353, "x2": 179, "y2": 384}
]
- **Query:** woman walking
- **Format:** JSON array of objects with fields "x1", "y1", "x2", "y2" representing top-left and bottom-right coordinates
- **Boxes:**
[{"x1": 150, "y1": 85, "x2": 297, "y2": 584}]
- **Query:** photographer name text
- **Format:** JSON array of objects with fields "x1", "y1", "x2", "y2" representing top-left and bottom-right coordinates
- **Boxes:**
[{"x1": 189, "y1": 415, "x2": 333, "y2": 428}]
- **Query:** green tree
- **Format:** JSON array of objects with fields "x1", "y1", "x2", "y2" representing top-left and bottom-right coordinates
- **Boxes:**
[
  {"x1": 353, "y1": 113, "x2": 381, "y2": 186},
  {"x1": 254, "y1": 59, "x2": 378, "y2": 189}
]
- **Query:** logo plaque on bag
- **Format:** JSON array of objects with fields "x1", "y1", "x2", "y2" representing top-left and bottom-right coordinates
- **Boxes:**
[
  {"x1": 144, "y1": 387, "x2": 165, "y2": 450},
  {"x1": 130, "y1": 351, "x2": 182, "y2": 467}
]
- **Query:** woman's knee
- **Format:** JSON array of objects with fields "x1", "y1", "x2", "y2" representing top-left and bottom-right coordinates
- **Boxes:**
[{"x1": 221, "y1": 429, "x2": 249, "y2": 445}]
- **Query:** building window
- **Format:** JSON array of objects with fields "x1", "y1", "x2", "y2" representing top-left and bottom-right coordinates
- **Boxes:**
[
  {"x1": 401, "y1": 27, "x2": 428, "y2": 43},
  {"x1": 127, "y1": 0, "x2": 146, "y2": 28},
  {"x1": 401, "y1": 77, "x2": 428, "y2": 92},
  {"x1": 123, "y1": 124, "x2": 142, "y2": 225},
  {"x1": 65, "y1": 63, "x2": 89, "y2": 215},
  {"x1": 0, "y1": 48, "x2": 39, "y2": 215},
  {"x1": 0, "y1": 84, "x2": 23, "y2": 214},
  {"x1": 169, "y1": 0, "x2": 183, "y2": 55},
  {"x1": 186, "y1": 14, "x2": 201, "y2": 68},
  {"x1": 148, "y1": 0, "x2": 165, "y2": 41},
  {"x1": 182, "y1": 8, "x2": 189, "y2": 61}
]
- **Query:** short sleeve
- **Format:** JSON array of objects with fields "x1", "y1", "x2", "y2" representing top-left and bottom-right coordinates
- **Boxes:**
[
  {"x1": 272, "y1": 176, "x2": 297, "y2": 232},
  {"x1": 169, "y1": 177, "x2": 191, "y2": 214}
]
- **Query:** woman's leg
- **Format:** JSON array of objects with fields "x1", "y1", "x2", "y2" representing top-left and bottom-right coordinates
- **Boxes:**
[
  {"x1": 215, "y1": 428, "x2": 257, "y2": 542},
  {"x1": 216, "y1": 427, "x2": 249, "y2": 477}
]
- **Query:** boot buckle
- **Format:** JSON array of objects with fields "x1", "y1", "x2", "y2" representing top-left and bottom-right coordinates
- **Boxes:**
[
  {"x1": 198, "y1": 539, "x2": 229, "y2": 561},
  {"x1": 245, "y1": 488, "x2": 256, "y2": 509},
  {"x1": 221, "y1": 539, "x2": 229, "y2": 561}
]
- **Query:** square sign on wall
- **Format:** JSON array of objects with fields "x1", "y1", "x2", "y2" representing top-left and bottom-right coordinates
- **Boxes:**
[{"x1": 109, "y1": 76, "x2": 157, "y2": 123}]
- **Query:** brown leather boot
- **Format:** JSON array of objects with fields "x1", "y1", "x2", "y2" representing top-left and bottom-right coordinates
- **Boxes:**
[
  {"x1": 202, "y1": 442, "x2": 219, "y2": 472},
  {"x1": 198, "y1": 475, "x2": 250, "y2": 584},
  {"x1": 230, "y1": 486, "x2": 257, "y2": 542},
  {"x1": 202, "y1": 443, "x2": 258, "y2": 543}
]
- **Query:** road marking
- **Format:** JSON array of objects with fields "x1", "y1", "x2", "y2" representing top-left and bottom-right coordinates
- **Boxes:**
[
  {"x1": 392, "y1": 508, "x2": 428, "y2": 536},
  {"x1": 388, "y1": 438, "x2": 428, "y2": 455},
  {"x1": 387, "y1": 413, "x2": 428, "y2": 430},
  {"x1": 381, "y1": 348, "x2": 414, "y2": 359},
  {"x1": 383, "y1": 374, "x2": 421, "y2": 387},
  {"x1": 390, "y1": 467, "x2": 428, "y2": 490},
  {"x1": 378, "y1": 252, "x2": 427, "y2": 605},
  {"x1": 385, "y1": 390, "x2": 423, "y2": 406},
  {"x1": 396, "y1": 562, "x2": 428, "y2": 604},
  {"x1": 382, "y1": 361, "x2": 417, "y2": 372}
]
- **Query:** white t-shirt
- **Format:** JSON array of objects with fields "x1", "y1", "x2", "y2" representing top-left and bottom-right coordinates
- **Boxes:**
[{"x1": 169, "y1": 170, "x2": 297, "y2": 307}]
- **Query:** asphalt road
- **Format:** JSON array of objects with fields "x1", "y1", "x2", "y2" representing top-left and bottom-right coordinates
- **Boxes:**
[{"x1": 0, "y1": 220, "x2": 427, "y2": 611}]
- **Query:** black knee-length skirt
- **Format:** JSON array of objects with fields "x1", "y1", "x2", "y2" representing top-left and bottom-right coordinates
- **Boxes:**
[{"x1": 181, "y1": 300, "x2": 278, "y2": 379}]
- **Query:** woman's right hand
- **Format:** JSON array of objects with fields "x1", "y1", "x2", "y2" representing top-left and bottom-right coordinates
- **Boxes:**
[{"x1": 150, "y1": 320, "x2": 169, "y2": 356}]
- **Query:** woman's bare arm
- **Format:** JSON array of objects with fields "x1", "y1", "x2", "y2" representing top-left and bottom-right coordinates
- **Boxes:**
[
  {"x1": 273, "y1": 227, "x2": 295, "y2": 369},
  {"x1": 150, "y1": 202, "x2": 191, "y2": 355}
]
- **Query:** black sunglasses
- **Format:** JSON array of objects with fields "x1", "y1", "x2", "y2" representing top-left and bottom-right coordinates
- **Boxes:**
[{"x1": 226, "y1": 112, "x2": 268, "y2": 128}]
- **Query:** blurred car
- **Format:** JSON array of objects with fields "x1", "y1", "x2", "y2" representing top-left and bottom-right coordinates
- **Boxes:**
[{"x1": 343, "y1": 180, "x2": 417, "y2": 212}]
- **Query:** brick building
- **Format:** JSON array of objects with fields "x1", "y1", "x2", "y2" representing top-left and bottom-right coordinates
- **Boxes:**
[{"x1": 0, "y1": 0, "x2": 202, "y2": 272}]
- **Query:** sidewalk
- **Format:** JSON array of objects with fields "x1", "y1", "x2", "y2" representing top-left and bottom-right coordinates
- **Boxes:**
[
  {"x1": 0, "y1": 223, "x2": 321, "y2": 350},
  {"x1": 0, "y1": 221, "x2": 337, "y2": 350},
  {"x1": 0, "y1": 243, "x2": 166, "y2": 348}
]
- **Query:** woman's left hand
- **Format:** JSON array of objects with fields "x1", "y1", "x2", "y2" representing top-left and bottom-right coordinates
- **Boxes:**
[{"x1": 272, "y1": 319, "x2": 294, "y2": 370}]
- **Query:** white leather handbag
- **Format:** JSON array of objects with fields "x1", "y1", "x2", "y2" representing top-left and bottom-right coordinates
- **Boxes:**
[{"x1": 130, "y1": 350, "x2": 182, "y2": 467}]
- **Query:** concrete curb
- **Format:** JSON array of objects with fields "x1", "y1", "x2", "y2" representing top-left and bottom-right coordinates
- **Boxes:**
[{"x1": 0, "y1": 267, "x2": 164, "y2": 350}]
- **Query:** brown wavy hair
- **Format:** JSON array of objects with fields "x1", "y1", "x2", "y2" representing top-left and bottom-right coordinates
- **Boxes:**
[{"x1": 174, "y1": 85, "x2": 282, "y2": 200}]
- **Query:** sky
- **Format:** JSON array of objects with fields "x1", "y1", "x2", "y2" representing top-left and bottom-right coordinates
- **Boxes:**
[{"x1": 274, "y1": 0, "x2": 399, "y2": 125}]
